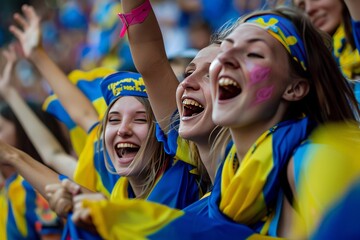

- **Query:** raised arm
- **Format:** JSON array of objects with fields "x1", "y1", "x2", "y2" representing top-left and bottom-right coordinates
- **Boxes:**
[
  {"x1": 0, "y1": 45, "x2": 77, "y2": 177},
  {"x1": 121, "y1": 0, "x2": 179, "y2": 130},
  {"x1": 9, "y1": 4, "x2": 98, "y2": 132},
  {"x1": 0, "y1": 140, "x2": 60, "y2": 198},
  {"x1": 345, "y1": 0, "x2": 360, "y2": 21}
]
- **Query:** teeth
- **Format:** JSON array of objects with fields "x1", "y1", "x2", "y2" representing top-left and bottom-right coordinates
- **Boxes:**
[
  {"x1": 182, "y1": 99, "x2": 203, "y2": 108},
  {"x1": 219, "y1": 78, "x2": 240, "y2": 88},
  {"x1": 116, "y1": 143, "x2": 138, "y2": 149}
]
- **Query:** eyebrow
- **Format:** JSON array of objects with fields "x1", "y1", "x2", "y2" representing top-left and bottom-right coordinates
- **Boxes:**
[
  {"x1": 108, "y1": 110, "x2": 147, "y2": 115},
  {"x1": 224, "y1": 36, "x2": 270, "y2": 47},
  {"x1": 187, "y1": 62, "x2": 196, "y2": 68}
]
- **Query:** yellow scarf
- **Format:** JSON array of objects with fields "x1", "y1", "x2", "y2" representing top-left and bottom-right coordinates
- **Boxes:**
[
  {"x1": 333, "y1": 24, "x2": 360, "y2": 79},
  {"x1": 218, "y1": 117, "x2": 312, "y2": 233}
]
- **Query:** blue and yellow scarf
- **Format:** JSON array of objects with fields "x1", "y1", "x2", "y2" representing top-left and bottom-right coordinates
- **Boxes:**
[{"x1": 333, "y1": 23, "x2": 360, "y2": 80}]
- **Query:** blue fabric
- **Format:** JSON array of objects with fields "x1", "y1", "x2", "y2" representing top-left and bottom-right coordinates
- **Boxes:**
[
  {"x1": 5, "y1": 174, "x2": 40, "y2": 240},
  {"x1": 100, "y1": 71, "x2": 147, "y2": 106},
  {"x1": 352, "y1": 20, "x2": 360, "y2": 51},
  {"x1": 149, "y1": 212, "x2": 255, "y2": 240},
  {"x1": 155, "y1": 113, "x2": 179, "y2": 157},
  {"x1": 93, "y1": 141, "x2": 119, "y2": 194},
  {"x1": 311, "y1": 178, "x2": 360, "y2": 239},
  {"x1": 61, "y1": 213, "x2": 102, "y2": 240}
]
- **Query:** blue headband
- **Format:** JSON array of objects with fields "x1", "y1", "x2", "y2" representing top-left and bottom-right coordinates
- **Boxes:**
[
  {"x1": 100, "y1": 71, "x2": 148, "y2": 106},
  {"x1": 245, "y1": 14, "x2": 308, "y2": 71}
]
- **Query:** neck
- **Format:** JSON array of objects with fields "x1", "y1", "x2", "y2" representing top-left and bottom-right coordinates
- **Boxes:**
[
  {"x1": 230, "y1": 116, "x2": 283, "y2": 160},
  {"x1": 128, "y1": 173, "x2": 148, "y2": 198},
  {"x1": 196, "y1": 141, "x2": 216, "y2": 184}
]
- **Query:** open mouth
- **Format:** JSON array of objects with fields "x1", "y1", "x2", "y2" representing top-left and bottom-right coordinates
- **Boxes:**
[
  {"x1": 182, "y1": 98, "x2": 204, "y2": 117},
  {"x1": 115, "y1": 143, "x2": 140, "y2": 159},
  {"x1": 218, "y1": 78, "x2": 242, "y2": 100}
]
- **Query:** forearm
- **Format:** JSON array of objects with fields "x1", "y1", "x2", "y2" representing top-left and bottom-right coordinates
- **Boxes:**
[
  {"x1": 11, "y1": 148, "x2": 60, "y2": 198},
  {"x1": 29, "y1": 48, "x2": 98, "y2": 131},
  {"x1": 2, "y1": 87, "x2": 76, "y2": 176},
  {"x1": 121, "y1": 0, "x2": 178, "y2": 129},
  {"x1": 345, "y1": 0, "x2": 360, "y2": 21}
]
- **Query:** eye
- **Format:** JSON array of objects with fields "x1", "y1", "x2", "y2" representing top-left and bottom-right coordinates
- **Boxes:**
[
  {"x1": 295, "y1": 0, "x2": 305, "y2": 10},
  {"x1": 108, "y1": 117, "x2": 121, "y2": 123},
  {"x1": 134, "y1": 118, "x2": 147, "y2": 123},
  {"x1": 183, "y1": 70, "x2": 194, "y2": 79},
  {"x1": 247, "y1": 53, "x2": 264, "y2": 58}
]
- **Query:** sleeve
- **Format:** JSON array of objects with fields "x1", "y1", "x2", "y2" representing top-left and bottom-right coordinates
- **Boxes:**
[
  {"x1": 155, "y1": 110, "x2": 195, "y2": 166},
  {"x1": 73, "y1": 124, "x2": 100, "y2": 193},
  {"x1": 73, "y1": 123, "x2": 119, "y2": 197}
]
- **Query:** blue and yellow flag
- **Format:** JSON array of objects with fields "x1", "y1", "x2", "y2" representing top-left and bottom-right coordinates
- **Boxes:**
[
  {"x1": 42, "y1": 67, "x2": 115, "y2": 156},
  {"x1": 2, "y1": 174, "x2": 62, "y2": 239},
  {"x1": 77, "y1": 117, "x2": 313, "y2": 239},
  {"x1": 292, "y1": 122, "x2": 360, "y2": 238}
]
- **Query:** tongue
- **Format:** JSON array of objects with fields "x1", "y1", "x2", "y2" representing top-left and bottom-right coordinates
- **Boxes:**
[
  {"x1": 183, "y1": 105, "x2": 203, "y2": 117},
  {"x1": 117, "y1": 148, "x2": 139, "y2": 158},
  {"x1": 219, "y1": 85, "x2": 241, "y2": 100}
]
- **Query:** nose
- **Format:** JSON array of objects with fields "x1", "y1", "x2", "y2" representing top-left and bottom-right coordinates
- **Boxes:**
[
  {"x1": 116, "y1": 122, "x2": 132, "y2": 137},
  {"x1": 305, "y1": 1, "x2": 317, "y2": 16},
  {"x1": 217, "y1": 49, "x2": 240, "y2": 69},
  {"x1": 180, "y1": 72, "x2": 201, "y2": 91}
]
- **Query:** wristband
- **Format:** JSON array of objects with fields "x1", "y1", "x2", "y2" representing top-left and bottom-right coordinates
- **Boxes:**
[{"x1": 118, "y1": 0, "x2": 151, "y2": 38}]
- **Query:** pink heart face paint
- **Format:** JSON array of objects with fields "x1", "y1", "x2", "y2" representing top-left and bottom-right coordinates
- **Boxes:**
[
  {"x1": 249, "y1": 65, "x2": 271, "y2": 86},
  {"x1": 247, "y1": 65, "x2": 273, "y2": 105},
  {"x1": 254, "y1": 86, "x2": 274, "y2": 104}
]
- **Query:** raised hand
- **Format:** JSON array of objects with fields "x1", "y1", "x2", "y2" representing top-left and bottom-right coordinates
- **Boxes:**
[
  {"x1": 9, "y1": 4, "x2": 41, "y2": 58},
  {"x1": 0, "y1": 44, "x2": 17, "y2": 95}
]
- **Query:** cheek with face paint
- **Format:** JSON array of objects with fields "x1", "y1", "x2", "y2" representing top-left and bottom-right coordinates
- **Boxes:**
[
  {"x1": 249, "y1": 65, "x2": 271, "y2": 86},
  {"x1": 247, "y1": 65, "x2": 274, "y2": 105},
  {"x1": 253, "y1": 86, "x2": 274, "y2": 104}
]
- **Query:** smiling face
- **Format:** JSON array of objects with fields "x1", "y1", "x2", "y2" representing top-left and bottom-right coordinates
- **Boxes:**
[
  {"x1": 104, "y1": 96, "x2": 149, "y2": 177},
  {"x1": 209, "y1": 24, "x2": 292, "y2": 131},
  {"x1": 293, "y1": 0, "x2": 343, "y2": 35},
  {"x1": 176, "y1": 44, "x2": 220, "y2": 144}
]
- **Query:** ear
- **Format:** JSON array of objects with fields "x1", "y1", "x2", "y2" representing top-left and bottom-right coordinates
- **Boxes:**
[{"x1": 282, "y1": 78, "x2": 309, "y2": 101}]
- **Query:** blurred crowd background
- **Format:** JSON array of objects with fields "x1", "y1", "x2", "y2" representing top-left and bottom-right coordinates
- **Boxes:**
[{"x1": 0, "y1": 0, "x2": 290, "y2": 103}]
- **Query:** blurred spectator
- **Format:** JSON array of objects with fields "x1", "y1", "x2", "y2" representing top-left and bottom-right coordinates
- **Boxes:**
[
  {"x1": 188, "y1": 19, "x2": 212, "y2": 50},
  {"x1": 168, "y1": 48, "x2": 198, "y2": 82}
]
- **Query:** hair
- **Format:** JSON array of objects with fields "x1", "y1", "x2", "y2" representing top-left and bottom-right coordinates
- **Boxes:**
[
  {"x1": 0, "y1": 101, "x2": 72, "y2": 164},
  {"x1": 341, "y1": 1, "x2": 356, "y2": 50},
  {"x1": 239, "y1": 6, "x2": 360, "y2": 123},
  {"x1": 100, "y1": 96, "x2": 167, "y2": 199}
]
